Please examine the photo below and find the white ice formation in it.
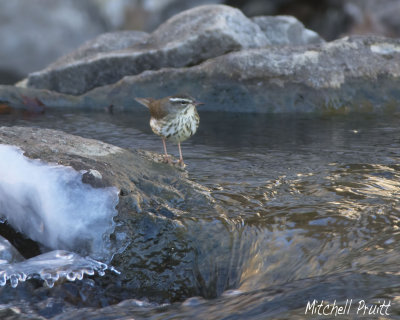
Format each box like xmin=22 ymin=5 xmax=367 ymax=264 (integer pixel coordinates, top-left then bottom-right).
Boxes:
xmin=0 ymin=144 xmax=121 ymax=287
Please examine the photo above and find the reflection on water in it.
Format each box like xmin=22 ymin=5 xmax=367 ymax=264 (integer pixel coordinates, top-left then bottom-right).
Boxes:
xmin=0 ymin=110 xmax=400 ymax=318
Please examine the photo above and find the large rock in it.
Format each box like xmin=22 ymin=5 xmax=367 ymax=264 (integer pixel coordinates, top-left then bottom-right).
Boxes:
xmin=3 ymin=0 xmax=400 ymax=87
xmin=53 ymin=31 xmax=149 ymax=66
xmin=24 ymin=5 xmax=323 ymax=95
xmin=252 ymin=15 xmax=323 ymax=45
xmin=4 ymin=35 xmax=400 ymax=113
xmin=0 ymin=126 xmax=237 ymax=301
xmin=0 ymin=0 xmax=224 ymax=84
xmin=4 ymin=6 xmax=400 ymax=113
xmin=111 ymin=35 xmax=399 ymax=113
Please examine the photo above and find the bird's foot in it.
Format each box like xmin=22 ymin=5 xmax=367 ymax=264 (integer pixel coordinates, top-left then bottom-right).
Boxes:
xmin=178 ymin=159 xmax=186 ymax=168
xmin=163 ymin=154 xmax=172 ymax=164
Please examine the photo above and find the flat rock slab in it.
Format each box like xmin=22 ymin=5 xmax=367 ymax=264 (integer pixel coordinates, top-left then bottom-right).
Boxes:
xmin=0 ymin=126 xmax=236 ymax=301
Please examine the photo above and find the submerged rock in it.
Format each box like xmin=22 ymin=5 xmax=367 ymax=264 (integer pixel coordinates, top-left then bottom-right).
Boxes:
xmin=24 ymin=5 xmax=321 ymax=95
xmin=0 ymin=127 xmax=236 ymax=301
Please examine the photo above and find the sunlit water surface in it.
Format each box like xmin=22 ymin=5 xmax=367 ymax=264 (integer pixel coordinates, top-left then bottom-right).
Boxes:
xmin=0 ymin=109 xmax=400 ymax=319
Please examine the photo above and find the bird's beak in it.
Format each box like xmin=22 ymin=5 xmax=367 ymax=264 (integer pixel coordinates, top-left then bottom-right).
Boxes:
xmin=195 ymin=101 xmax=204 ymax=106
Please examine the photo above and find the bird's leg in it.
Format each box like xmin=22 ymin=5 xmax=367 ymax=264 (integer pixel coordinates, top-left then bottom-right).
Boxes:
xmin=162 ymin=138 xmax=171 ymax=163
xmin=177 ymin=142 xmax=185 ymax=167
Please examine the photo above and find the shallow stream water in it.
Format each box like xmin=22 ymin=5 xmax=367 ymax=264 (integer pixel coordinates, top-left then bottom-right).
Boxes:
xmin=0 ymin=109 xmax=399 ymax=319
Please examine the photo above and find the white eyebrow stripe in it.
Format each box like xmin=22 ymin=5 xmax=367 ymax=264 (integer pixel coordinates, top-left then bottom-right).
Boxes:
xmin=169 ymin=98 xmax=192 ymax=103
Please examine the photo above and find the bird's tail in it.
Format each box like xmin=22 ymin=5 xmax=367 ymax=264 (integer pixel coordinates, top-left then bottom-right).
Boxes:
xmin=135 ymin=97 xmax=154 ymax=108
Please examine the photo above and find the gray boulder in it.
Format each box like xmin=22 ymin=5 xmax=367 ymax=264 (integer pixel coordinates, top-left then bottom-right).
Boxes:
xmin=252 ymin=15 xmax=324 ymax=45
xmin=3 ymin=36 xmax=400 ymax=113
xmin=24 ymin=5 xmax=320 ymax=95
xmin=0 ymin=0 xmax=224 ymax=84
xmin=51 ymin=31 xmax=149 ymax=67
xmin=83 ymin=35 xmax=400 ymax=113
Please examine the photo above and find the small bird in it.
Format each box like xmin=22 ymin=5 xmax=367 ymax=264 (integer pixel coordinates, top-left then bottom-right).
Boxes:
xmin=135 ymin=94 xmax=202 ymax=166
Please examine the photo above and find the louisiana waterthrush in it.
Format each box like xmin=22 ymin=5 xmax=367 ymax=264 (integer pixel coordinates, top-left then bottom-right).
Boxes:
xmin=135 ymin=94 xmax=202 ymax=166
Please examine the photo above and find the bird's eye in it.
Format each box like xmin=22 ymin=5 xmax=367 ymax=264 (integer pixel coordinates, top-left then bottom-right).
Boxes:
xmin=180 ymin=101 xmax=186 ymax=105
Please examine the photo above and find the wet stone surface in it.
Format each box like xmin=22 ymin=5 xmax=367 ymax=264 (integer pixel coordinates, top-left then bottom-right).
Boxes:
xmin=0 ymin=126 xmax=235 ymax=304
